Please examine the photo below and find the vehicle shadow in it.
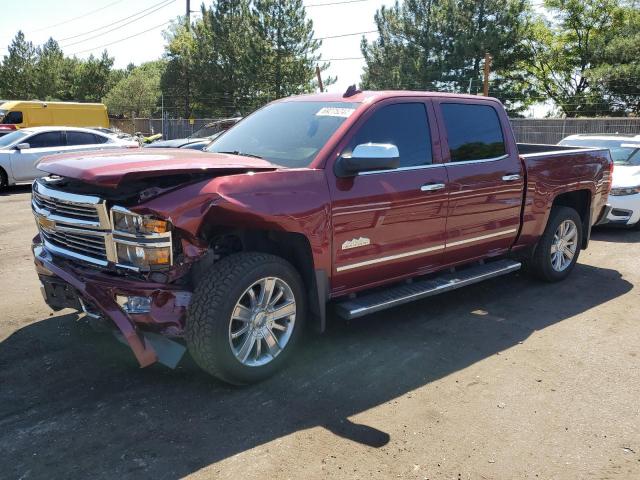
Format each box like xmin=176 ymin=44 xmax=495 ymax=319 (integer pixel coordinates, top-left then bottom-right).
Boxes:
xmin=591 ymin=226 xmax=640 ymax=244
xmin=0 ymin=263 xmax=632 ymax=479
xmin=0 ymin=184 xmax=31 ymax=196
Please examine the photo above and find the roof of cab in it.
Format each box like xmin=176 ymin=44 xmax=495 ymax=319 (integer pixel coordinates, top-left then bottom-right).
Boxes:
xmin=16 ymin=126 xmax=113 ymax=134
xmin=279 ymin=90 xmax=501 ymax=104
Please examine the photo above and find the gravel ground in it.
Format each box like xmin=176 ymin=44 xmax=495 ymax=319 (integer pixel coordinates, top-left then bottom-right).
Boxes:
xmin=1 ymin=184 xmax=639 ymax=480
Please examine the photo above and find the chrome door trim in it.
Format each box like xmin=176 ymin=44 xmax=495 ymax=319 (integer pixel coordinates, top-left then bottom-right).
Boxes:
xmin=445 ymin=154 xmax=509 ymax=166
xmin=446 ymin=228 xmax=518 ymax=248
xmin=336 ymin=244 xmax=445 ymax=272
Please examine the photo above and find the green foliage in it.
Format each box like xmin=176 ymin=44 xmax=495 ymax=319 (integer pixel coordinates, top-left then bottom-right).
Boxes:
xmin=161 ymin=0 xmax=330 ymax=117
xmin=103 ymin=61 xmax=165 ymax=117
xmin=360 ymin=0 xmax=538 ymax=115
xmin=522 ymin=0 xmax=640 ymax=116
xmin=0 ymin=31 xmax=37 ymax=99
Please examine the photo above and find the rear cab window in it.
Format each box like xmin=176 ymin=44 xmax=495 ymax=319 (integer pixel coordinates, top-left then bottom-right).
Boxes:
xmin=347 ymin=103 xmax=432 ymax=168
xmin=441 ymin=103 xmax=506 ymax=162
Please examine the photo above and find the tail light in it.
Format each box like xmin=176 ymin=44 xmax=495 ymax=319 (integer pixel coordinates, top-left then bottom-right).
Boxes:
xmin=0 ymin=124 xmax=17 ymax=131
xmin=608 ymin=159 xmax=614 ymax=193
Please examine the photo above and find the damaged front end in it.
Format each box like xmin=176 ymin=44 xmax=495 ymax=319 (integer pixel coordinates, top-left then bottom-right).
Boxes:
xmin=31 ymin=176 xmax=210 ymax=368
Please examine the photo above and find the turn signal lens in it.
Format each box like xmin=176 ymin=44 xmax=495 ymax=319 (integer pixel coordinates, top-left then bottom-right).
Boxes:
xmin=116 ymin=243 xmax=171 ymax=269
xmin=112 ymin=209 xmax=170 ymax=235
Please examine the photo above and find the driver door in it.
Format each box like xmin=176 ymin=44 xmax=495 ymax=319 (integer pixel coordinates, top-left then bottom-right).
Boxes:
xmin=11 ymin=131 xmax=65 ymax=181
xmin=327 ymin=99 xmax=449 ymax=294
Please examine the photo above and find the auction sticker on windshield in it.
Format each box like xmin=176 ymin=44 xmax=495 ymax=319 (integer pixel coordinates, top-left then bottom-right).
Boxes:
xmin=316 ymin=107 xmax=355 ymax=118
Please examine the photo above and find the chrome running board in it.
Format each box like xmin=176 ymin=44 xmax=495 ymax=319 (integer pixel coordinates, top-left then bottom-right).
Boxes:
xmin=335 ymin=259 xmax=521 ymax=320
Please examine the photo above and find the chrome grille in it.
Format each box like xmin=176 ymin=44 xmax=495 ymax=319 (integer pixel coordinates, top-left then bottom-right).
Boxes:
xmin=40 ymin=228 xmax=108 ymax=261
xmin=33 ymin=189 xmax=100 ymax=222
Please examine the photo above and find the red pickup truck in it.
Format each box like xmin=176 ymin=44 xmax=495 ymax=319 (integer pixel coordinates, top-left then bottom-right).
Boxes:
xmin=31 ymin=91 xmax=612 ymax=384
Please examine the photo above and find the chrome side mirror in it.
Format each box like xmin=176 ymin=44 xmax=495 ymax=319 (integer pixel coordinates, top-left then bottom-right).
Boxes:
xmin=15 ymin=143 xmax=30 ymax=151
xmin=335 ymin=143 xmax=400 ymax=177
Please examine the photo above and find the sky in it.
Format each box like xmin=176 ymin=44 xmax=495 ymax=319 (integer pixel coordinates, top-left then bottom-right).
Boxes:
xmin=0 ymin=0 xmax=395 ymax=93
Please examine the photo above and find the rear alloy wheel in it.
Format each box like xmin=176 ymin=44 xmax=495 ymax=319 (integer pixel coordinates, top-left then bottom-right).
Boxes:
xmin=531 ymin=206 xmax=582 ymax=282
xmin=186 ymin=252 xmax=305 ymax=384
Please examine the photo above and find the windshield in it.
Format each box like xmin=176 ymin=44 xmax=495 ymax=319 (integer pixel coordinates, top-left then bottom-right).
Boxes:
xmin=0 ymin=130 xmax=28 ymax=148
xmin=559 ymin=138 xmax=640 ymax=166
xmin=205 ymin=101 xmax=359 ymax=168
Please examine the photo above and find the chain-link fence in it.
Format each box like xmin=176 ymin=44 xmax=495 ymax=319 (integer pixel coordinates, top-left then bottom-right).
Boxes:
xmin=112 ymin=117 xmax=640 ymax=143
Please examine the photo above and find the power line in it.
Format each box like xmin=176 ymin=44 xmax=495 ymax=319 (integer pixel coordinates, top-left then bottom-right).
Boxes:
xmin=61 ymin=0 xmax=176 ymax=47
xmin=30 ymin=0 xmax=125 ymax=33
xmin=317 ymin=29 xmax=377 ymax=40
xmin=59 ymin=0 xmax=175 ymax=44
xmin=306 ymin=0 xmax=369 ymax=7
xmin=69 ymin=20 xmax=172 ymax=55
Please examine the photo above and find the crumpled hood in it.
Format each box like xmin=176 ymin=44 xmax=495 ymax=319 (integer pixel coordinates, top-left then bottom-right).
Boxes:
xmin=36 ymin=148 xmax=278 ymax=188
xmin=612 ymin=165 xmax=640 ymax=188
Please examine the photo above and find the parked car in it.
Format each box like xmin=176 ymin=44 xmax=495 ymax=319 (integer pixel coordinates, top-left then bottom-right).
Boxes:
xmin=0 ymin=126 xmax=138 ymax=189
xmin=31 ymin=91 xmax=612 ymax=384
xmin=559 ymin=134 xmax=640 ymax=227
xmin=145 ymin=117 xmax=241 ymax=150
xmin=0 ymin=101 xmax=109 ymax=137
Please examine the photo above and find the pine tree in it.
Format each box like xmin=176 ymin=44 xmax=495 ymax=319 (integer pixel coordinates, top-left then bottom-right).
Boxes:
xmin=0 ymin=31 xmax=37 ymax=99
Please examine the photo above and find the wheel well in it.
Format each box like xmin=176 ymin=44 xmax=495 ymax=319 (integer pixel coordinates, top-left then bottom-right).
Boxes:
xmin=202 ymin=229 xmax=325 ymax=332
xmin=552 ymin=190 xmax=591 ymax=248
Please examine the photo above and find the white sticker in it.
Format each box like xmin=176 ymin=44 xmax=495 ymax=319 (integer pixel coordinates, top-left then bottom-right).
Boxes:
xmin=316 ymin=107 xmax=355 ymax=118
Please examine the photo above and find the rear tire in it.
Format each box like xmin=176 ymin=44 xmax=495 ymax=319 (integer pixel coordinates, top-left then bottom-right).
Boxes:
xmin=530 ymin=206 xmax=582 ymax=282
xmin=186 ymin=252 xmax=306 ymax=385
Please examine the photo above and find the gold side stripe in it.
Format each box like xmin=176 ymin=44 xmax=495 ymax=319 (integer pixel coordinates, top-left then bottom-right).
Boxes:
xmin=336 ymin=228 xmax=518 ymax=272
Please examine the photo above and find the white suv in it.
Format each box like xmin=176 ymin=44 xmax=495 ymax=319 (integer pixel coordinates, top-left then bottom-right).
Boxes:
xmin=0 ymin=126 xmax=138 ymax=189
xmin=559 ymin=134 xmax=640 ymax=227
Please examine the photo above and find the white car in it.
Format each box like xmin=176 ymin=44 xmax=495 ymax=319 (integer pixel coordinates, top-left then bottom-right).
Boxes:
xmin=0 ymin=126 xmax=139 ymax=189
xmin=559 ymin=134 xmax=640 ymax=227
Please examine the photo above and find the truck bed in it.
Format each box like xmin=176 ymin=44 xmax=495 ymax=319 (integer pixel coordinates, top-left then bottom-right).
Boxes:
xmin=517 ymin=143 xmax=609 ymax=157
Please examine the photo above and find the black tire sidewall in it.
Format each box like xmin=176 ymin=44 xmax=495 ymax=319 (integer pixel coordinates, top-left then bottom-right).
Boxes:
xmin=0 ymin=168 xmax=7 ymax=190
xmin=533 ymin=207 xmax=582 ymax=282
xmin=187 ymin=253 xmax=306 ymax=384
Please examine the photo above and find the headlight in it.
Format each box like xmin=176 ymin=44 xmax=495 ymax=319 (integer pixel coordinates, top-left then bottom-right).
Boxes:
xmin=610 ymin=186 xmax=640 ymax=196
xmin=112 ymin=208 xmax=170 ymax=234
xmin=115 ymin=242 xmax=172 ymax=269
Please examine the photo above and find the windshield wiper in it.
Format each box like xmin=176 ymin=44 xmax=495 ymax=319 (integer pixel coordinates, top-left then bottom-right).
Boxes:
xmin=216 ymin=150 xmax=263 ymax=159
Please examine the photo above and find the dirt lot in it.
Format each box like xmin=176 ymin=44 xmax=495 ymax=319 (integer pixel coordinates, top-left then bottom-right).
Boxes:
xmin=1 ymin=184 xmax=639 ymax=480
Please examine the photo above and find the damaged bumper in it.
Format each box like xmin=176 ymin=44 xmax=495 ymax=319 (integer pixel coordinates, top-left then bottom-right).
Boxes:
xmin=33 ymin=243 xmax=192 ymax=369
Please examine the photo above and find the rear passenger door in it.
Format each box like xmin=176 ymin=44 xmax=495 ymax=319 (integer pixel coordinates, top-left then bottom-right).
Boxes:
xmin=11 ymin=131 xmax=66 ymax=181
xmin=328 ymin=99 xmax=449 ymax=294
xmin=64 ymin=131 xmax=111 ymax=152
xmin=435 ymin=100 xmax=524 ymax=264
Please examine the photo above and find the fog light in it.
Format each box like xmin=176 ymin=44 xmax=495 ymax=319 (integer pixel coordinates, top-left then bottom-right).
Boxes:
xmin=116 ymin=295 xmax=152 ymax=314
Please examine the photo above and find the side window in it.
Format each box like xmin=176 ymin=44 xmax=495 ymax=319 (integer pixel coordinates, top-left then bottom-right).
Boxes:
xmin=93 ymin=134 xmax=110 ymax=144
xmin=2 ymin=111 xmax=23 ymax=124
xmin=66 ymin=131 xmax=99 ymax=146
xmin=441 ymin=103 xmax=506 ymax=162
xmin=27 ymin=132 xmax=65 ymax=149
xmin=348 ymin=103 xmax=432 ymax=168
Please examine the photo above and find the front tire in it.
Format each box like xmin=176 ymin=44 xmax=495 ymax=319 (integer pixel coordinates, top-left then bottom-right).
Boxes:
xmin=0 ymin=168 xmax=8 ymax=191
xmin=530 ymin=206 xmax=582 ymax=282
xmin=186 ymin=252 xmax=306 ymax=385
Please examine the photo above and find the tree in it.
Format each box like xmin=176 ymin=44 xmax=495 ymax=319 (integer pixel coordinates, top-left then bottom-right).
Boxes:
xmin=521 ymin=0 xmax=640 ymax=117
xmin=360 ymin=0 xmax=537 ymax=115
xmin=0 ymin=31 xmax=37 ymax=99
xmin=73 ymin=51 xmax=117 ymax=102
xmin=103 ymin=61 xmax=164 ymax=117
xmin=161 ymin=19 xmax=196 ymax=118
xmin=33 ymin=38 xmax=65 ymax=100
xmin=250 ymin=0 xmax=332 ymax=104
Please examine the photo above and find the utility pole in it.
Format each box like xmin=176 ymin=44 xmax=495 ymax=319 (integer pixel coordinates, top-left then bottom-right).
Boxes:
xmin=184 ymin=0 xmax=191 ymax=119
xmin=316 ymin=66 xmax=324 ymax=93
xmin=483 ymin=52 xmax=492 ymax=97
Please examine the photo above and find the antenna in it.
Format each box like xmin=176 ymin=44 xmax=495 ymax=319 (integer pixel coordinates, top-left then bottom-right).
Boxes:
xmin=343 ymin=84 xmax=362 ymax=98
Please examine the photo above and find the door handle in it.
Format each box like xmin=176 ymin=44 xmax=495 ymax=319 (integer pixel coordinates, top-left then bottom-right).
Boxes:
xmin=502 ymin=174 xmax=521 ymax=182
xmin=420 ymin=183 xmax=446 ymax=192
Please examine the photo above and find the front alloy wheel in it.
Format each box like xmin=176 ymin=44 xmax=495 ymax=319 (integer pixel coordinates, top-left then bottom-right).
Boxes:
xmin=229 ymin=277 xmax=296 ymax=367
xmin=186 ymin=252 xmax=305 ymax=384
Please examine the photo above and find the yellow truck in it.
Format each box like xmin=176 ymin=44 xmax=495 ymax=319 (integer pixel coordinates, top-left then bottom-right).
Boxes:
xmin=0 ymin=101 xmax=109 ymax=135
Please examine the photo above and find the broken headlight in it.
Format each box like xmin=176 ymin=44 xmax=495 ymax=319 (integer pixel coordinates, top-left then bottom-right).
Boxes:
xmin=111 ymin=207 xmax=170 ymax=235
